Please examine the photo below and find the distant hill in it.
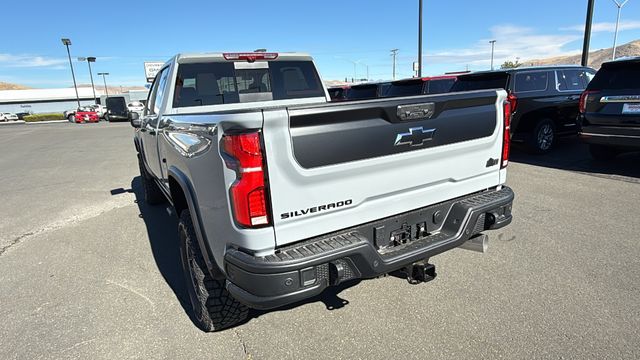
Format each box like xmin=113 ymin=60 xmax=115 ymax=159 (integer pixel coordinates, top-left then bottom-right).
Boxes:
xmin=526 ymin=39 xmax=640 ymax=69
xmin=0 ymin=82 xmax=31 ymax=90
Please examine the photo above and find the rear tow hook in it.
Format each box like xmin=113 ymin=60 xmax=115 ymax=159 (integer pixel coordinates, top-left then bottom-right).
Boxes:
xmin=404 ymin=260 xmax=437 ymax=285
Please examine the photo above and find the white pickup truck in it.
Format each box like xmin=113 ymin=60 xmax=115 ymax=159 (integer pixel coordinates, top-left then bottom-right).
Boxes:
xmin=132 ymin=51 xmax=514 ymax=331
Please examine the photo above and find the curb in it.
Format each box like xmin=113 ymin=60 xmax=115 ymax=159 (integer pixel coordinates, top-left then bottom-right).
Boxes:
xmin=0 ymin=121 xmax=25 ymax=126
xmin=25 ymin=120 xmax=68 ymax=125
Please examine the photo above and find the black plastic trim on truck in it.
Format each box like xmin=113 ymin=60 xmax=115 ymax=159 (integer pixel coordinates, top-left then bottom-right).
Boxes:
xmin=168 ymin=166 xmax=220 ymax=276
xmin=288 ymin=91 xmax=499 ymax=168
xmin=224 ymin=186 xmax=514 ymax=309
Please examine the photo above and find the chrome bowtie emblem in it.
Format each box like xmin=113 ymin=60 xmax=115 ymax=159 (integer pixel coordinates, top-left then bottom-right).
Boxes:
xmin=394 ymin=126 xmax=436 ymax=147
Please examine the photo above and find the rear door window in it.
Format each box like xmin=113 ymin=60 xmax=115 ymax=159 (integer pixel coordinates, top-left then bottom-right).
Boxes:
xmin=514 ymin=71 xmax=548 ymax=92
xmin=173 ymin=60 xmax=324 ymax=108
xmin=556 ymin=69 xmax=589 ymax=91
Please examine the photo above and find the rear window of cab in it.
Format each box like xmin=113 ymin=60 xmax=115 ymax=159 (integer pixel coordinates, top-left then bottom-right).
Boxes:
xmin=173 ymin=61 xmax=325 ymax=107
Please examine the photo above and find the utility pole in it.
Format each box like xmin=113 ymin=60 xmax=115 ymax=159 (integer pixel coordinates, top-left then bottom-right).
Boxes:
xmin=582 ymin=0 xmax=595 ymax=66
xmin=418 ymin=0 xmax=423 ymax=77
xmin=391 ymin=49 xmax=399 ymax=80
xmin=611 ymin=0 xmax=630 ymax=60
xmin=61 ymin=38 xmax=80 ymax=108
xmin=489 ymin=40 xmax=496 ymax=70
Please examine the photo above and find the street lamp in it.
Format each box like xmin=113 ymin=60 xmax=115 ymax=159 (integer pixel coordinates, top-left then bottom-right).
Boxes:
xmin=61 ymin=38 xmax=81 ymax=108
xmin=78 ymin=57 xmax=97 ymax=104
xmin=417 ymin=0 xmax=423 ymax=77
xmin=97 ymin=72 xmax=109 ymax=100
xmin=489 ymin=40 xmax=496 ymax=70
xmin=611 ymin=0 xmax=630 ymax=60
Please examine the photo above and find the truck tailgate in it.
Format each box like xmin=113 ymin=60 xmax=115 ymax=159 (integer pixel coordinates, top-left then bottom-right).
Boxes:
xmin=262 ymin=90 xmax=507 ymax=246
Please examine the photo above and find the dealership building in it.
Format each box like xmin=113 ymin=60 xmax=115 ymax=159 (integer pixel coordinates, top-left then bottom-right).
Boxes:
xmin=0 ymin=87 xmax=149 ymax=114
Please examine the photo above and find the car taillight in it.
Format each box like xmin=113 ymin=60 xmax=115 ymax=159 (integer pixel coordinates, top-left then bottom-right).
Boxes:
xmin=502 ymin=100 xmax=511 ymax=168
xmin=579 ymin=90 xmax=599 ymax=114
xmin=507 ymin=92 xmax=518 ymax=113
xmin=223 ymin=52 xmax=278 ymax=62
xmin=222 ymin=132 xmax=270 ymax=228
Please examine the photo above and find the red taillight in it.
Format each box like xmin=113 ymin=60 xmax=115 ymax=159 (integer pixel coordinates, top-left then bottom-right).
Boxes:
xmin=502 ymin=100 xmax=511 ymax=168
xmin=507 ymin=92 xmax=518 ymax=113
xmin=579 ymin=90 xmax=599 ymax=114
xmin=222 ymin=132 xmax=270 ymax=228
xmin=223 ymin=53 xmax=278 ymax=62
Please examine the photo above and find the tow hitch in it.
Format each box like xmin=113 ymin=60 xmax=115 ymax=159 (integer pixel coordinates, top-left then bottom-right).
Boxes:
xmin=403 ymin=260 xmax=437 ymax=285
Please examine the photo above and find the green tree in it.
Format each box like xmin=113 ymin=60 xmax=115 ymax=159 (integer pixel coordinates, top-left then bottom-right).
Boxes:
xmin=500 ymin=60 xmax=522 ymax=69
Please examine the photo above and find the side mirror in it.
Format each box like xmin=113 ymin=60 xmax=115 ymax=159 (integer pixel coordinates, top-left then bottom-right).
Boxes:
xmin=129 ymin=112 xmax=141 ymax=128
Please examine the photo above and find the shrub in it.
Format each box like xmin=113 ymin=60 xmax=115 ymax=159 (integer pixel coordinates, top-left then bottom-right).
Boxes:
xmin=23 ymin=113 xmax=66 ymax=122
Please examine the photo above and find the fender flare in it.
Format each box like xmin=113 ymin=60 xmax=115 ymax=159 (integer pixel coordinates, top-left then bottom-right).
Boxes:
xmin=167 ymin=166 xmax=222 ymax=277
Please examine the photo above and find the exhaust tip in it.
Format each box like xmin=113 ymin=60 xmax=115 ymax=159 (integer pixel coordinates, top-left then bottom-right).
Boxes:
xmin=459 ymin=234 xmax=488 ymax=253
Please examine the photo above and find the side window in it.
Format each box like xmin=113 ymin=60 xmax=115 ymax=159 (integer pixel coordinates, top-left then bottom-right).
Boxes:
xmin=556 ymin=69 xmax=587 ymax=91
xmin=514 ymin=71 xmax=548 ymax=92
xmin=153 ymin=68 xmax=169 ymax=116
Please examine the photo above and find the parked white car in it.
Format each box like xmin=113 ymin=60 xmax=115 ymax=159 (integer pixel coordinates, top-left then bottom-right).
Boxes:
xmin=90 ymin=104 xmax=107 ymax=119
xmin=0 ymin=112 xmax=19 ymax=121
xmin=127 ymin=101 xmax=144 ymax=113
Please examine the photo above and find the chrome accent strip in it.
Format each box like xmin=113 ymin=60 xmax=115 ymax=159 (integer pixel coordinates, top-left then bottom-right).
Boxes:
xmin=580 ymin=132 xmax=640 ymax=139
xmin=600 ymin=95 xmax=640 ymax=103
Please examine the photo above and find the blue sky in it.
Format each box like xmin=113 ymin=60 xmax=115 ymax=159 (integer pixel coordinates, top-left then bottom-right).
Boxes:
xmin=1 ymin=0 xmax=639 ymax=88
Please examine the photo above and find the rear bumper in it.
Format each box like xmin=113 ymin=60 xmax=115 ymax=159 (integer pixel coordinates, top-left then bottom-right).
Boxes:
xmin=224 ymin=186 xmax=514 ymax=310
xmin=579 ymin=125 xmax=640 ymax=149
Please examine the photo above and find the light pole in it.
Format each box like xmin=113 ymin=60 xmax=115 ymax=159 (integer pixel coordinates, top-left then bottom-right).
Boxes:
xmin=61 ymin=38 xmax=80 ymax=108
xmin=489 ymin=40 xmax=496 ymax=70
xmin=79 ymin=57 xmax=97 ymax=104
xmin=582 ymin=0 xmax=595 ymax=66
xmin=98 ymin=72 xmax=109 ymax=100
xmin=611 ymin=0 xmax=630 ymax=60
xmin=418 ymin=0 xmax=423 ymax=77
xmin=390 ymin=49 xmax=399 ymax=80
xmin=335 ymin=56 xmax=361 ymax=82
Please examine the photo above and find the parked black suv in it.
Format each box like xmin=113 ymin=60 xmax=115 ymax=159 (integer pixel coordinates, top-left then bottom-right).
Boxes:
xmin=579 ymin=58 xmax=640 ymax=160
xmin=450 ymin=66 xmax=596 ymax=153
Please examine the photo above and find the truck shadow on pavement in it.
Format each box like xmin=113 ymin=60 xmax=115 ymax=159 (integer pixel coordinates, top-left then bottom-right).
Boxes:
xmin=510 ymin=137 xmax=640 ymax=181
xmin=129 ymin=177 xmax=359 ymax=331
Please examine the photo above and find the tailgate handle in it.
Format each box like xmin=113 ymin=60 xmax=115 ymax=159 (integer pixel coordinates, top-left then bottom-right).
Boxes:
xmin=397 ymin=103 xmax=435 ymax=121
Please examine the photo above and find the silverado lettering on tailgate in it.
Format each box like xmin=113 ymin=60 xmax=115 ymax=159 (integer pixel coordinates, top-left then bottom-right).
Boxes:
xmin=281 ymin=200 xmax=353 ymax=220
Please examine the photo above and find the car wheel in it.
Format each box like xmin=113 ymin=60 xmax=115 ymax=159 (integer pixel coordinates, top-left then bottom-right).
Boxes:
xmin=589 ymin=144 xmax=619 ymax=161
xmin=105 ymin=114 xmax=110 ymax=122
xmin=138 ymin=155 xmax=165 ymax=205
xmin=179 ymin=210 xmax=248 ymax=332
xmin=68 ymin=115 xmax=76 ymax=123
xmin=527 ymin=118 xmax=555 ymax=154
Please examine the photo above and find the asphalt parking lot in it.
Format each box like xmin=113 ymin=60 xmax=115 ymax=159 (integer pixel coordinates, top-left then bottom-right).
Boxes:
xmin=0 ymin=122 xmax=639 ymax=359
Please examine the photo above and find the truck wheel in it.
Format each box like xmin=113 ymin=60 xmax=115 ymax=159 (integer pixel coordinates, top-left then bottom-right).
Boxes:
xmin=527 ymin=118 xmax=555 ymax=154
xmin=179 ymin=210 xmax=248 ymax=331
xmin=137 ymin=155 xmax=165 ymax=205
xmin=589 ymin=144 xmax=618 ymax=161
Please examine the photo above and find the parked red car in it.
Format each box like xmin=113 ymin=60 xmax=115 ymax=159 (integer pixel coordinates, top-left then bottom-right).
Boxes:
xmin=71 ymin=107 xmax=99 ymax=123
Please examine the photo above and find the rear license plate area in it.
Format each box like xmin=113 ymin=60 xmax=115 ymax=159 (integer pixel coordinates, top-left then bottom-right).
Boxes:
xmin=622 ymin=103 xmax=640 ymax=114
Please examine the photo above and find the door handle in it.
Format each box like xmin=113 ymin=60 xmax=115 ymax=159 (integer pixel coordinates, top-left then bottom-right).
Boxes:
xmin=567 ymin=95 xmax=580 ymax=101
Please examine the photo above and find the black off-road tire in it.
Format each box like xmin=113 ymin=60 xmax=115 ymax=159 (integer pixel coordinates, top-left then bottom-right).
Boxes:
xmin=178 ymin=210 xmax=248 ymax=331
xmin=527 ymin=118 xmax=555 ymax=154
xmin=137 ymin=155 xmax=165 ymax=205
xmin=589 ymin=144 xmax=619 ymax=161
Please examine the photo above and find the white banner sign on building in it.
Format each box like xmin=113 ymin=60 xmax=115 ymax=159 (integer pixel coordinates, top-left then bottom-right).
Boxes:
xmin=144 ymin=62 xmax=165 ymax=83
